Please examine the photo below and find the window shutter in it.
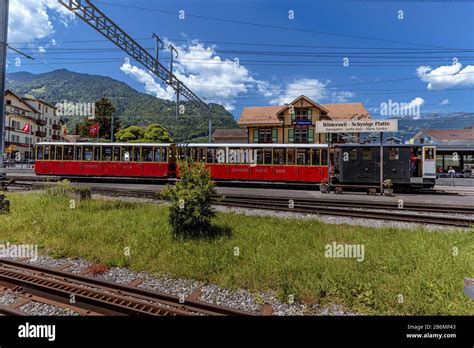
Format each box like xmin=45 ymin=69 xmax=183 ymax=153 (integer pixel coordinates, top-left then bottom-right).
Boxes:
xmin=308 ymin=128 xmax=314 ymax=142
xmin=253 ymin=129 xmax=259 ymax=143
xmin=272 ymin=128 xmax=278 ymax=142
xmin=308 ymin=109 xmax=312 ymax=121
xmin=291 ymin=111 xmax=295 ymax=121
xmin=288 ymin=129 xmax=294 ymax=143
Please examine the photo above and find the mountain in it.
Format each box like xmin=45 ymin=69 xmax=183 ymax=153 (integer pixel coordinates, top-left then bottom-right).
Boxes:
xmin=6 ymin=69 xmax=238 ymax=142
xmin=386 ymin=113 xmax=474 ymax=142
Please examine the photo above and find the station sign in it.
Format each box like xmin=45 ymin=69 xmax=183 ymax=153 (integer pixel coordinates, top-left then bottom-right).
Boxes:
xmin=314 ymin=120 xmax=398 ymax=133
xmin=292 ymin=119 xmax=313 ymax=126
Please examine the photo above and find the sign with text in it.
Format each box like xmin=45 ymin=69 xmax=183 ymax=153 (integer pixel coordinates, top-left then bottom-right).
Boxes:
xmin=314 ymin=120 xmax=398 ymax=133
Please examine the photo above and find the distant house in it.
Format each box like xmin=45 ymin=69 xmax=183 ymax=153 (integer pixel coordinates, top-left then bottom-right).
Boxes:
xmin=411 ymin=128 xmax=474 ymax=146
xmin=212 ymin=129 xmax=248 ymax=143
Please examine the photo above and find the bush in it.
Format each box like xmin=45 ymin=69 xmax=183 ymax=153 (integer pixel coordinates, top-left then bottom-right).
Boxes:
xmin=160 ymin=161 xmax=218 ymax=237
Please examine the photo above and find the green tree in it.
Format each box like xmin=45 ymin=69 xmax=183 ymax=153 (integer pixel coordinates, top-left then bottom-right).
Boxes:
xmin=144 ymin=124 xmax=173 ymax=142
xmin=160 ymin=161 xmax=218 ymax=238
xmin=115 ymin=124 xmax=172 ymax=143
xmin=115 ymin=126 xmax=145 ymax=142
xmin=95 ymin=97 xmax=120 ymax=140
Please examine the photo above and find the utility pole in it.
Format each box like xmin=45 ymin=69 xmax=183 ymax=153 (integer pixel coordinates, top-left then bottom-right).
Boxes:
xmin=168 ymin=44 xmax=179 ymax=120
xmin=110 ymin=115 xmax=114 ymax=142
xmin=208 ymin=104 xmax=212 ymax=143
xmin=152 ymin=33 xmax=163 ymax=72
xmin=0 ymin=0 xmax=9 ymax=182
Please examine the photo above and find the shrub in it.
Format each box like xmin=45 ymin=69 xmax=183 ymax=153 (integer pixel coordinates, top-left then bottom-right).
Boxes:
xmin=160 ymin=161 xmax=218 ymax=237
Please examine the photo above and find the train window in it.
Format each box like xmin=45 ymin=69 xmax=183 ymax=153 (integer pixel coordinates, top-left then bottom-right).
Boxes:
xmin=162 ymin=148 xmax=168 ymax=162
xmin=297 ymin=149 xmax=310 ymax=165
xmin=132 ymin=148 xmax=141 ymax=162
xmin=264 ymin=149 xmax=272 ymax=164
xmin=350 ymin=149 xmax=357 ymax=160
xmin=242 ymin=149 xmax=250 ymax=164
xmin=388 ymin=148 xmax=399 ymax=160
xmin=75 ymin=146 xmax=82 ymax=161
xmin=83 ymin=147 xmax=93 ymax=161
xmin=424 ymin=147 xmax=435 ymax=160
xmin=196 ymin=148 xmax=205 ymax=162
xmin=255 ymin=149 xmax=264 ymax=164
xmin=287 ymin=149 xmax=295 ymax=165
xmin=64 ymin=146 xmax=73 ymax=160
xmin=207 ymin=148 xmax=216 ymax=163
xmin=362 ymin=148 xmax=372 ymax=160
xmin=103 ymin=147 xmax=113 ymax=161
xmin=94 ymin=147 xmax=101 ymax=161
xmin=273 ymin=149 xmax=286 ymax=165
xmin=229 ymin=148 xmax=241 ymax=164
xmin=178 ymin=148 xmax=186 ymax=161
xmin=113 ymin=147 xmax=120 ymax=161
xmin=216 ymin=148 xmax=226 ymax=163
xmin=50 ymin=146 xmax=56 ymax=160
xmin=55 ymin=146 xmax=63 ymax=161
xmin=142 ymin=147 xmax=153 ymax=162
xmin=121 ymin=147 xmax=132 ymax=161
xmin=154 ymin=148 xmax=162 ymax=162
xmin=311 ymin=149 xmax=320 ymax=165
xmin=44 ymin=146 xmax=50 ymax=160
xmin=37 ymin=146 xmax=44 ymax=160
xmin=321 ymin=149 xmax=328 ymax=165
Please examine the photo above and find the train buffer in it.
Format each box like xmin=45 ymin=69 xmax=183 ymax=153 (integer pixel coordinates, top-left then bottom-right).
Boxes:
xmin=331 ymin=184 xmax=380 ymax=195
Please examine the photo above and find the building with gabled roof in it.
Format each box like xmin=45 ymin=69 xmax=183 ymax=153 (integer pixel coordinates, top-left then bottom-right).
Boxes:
xmin=238 ymin=95 xmax=371 ymax=144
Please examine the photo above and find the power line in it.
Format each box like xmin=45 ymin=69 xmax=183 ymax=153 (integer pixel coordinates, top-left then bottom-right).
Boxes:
xmin=94 ymin=1 xmax=457 ymax=50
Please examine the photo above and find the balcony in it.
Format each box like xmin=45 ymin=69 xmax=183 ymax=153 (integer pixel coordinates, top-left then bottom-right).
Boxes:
xmin=35 ymin=131 xmax=46 ymax=137
xmin=52 ymin=124 xmax=61 ymax=130
xmin=52 ymin=134 xmax=61 ymax=141
xmin=36 ymin=119 xmax=47 ymax=126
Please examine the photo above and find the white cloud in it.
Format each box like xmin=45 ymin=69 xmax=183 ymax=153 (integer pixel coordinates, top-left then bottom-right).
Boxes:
xmin=417 ymin=60 xmax=474 ymax=90
xmin=402 ymin=97 xmax=425 ymax=120
xmin=8 ymin=0 xmax=73 ymax=44
xmin=268 ymin=78 xmax=354 ymax=105
xmin=120 ymin=58 xmax=175 ymax=100
xmin=440 ymin=99 xmax=449 ymax=105
xmin=120 ymin=40 xmax=355 ymax=111
xmin=269 ymin=78 xmax=329 ymax=105
xmin=121 ymin=41 xmax=267 ymax=111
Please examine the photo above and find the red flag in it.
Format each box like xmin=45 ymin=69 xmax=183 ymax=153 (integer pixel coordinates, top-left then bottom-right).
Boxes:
xmin=22 ymin=122 xmax=30 ymax=134
xmin=89 ymin=123 xmax=99 ymax=136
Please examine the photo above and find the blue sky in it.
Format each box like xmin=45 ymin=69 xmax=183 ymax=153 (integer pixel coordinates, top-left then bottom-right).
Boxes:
xmin=6 ymin=0 xmax=474 ymax=119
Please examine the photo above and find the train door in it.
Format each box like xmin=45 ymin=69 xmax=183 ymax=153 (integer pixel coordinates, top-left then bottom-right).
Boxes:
xmin=168 ymin=144 xmax=177 ymax=177
xmin=422 ymin=146 xmax=436 ymax=179
xmin=409 ymin=146 xmax=423 ymax=183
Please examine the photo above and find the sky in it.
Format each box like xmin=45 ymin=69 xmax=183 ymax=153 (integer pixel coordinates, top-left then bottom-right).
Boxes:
xmin=5 ymin=0 xmax=474 ymax=119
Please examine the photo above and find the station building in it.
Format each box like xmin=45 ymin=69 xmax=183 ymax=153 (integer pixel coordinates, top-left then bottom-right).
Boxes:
xmin=411 ymin=128 xmax=474 ymax=174
xmin=237 ymin=95 xmax=371 ymax=144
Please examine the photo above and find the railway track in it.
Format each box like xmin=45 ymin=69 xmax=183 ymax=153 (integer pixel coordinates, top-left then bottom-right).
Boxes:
xmin=0 ymin=258 xmax=254 ymax=316
xmin=7 ymin=181 xmax=474 ymax=227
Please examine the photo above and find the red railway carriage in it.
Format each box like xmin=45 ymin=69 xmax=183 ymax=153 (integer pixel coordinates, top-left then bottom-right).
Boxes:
xmin=34 ymin=142 xmax=329 ymax=184
xmin=177 ymin=143 xmax=329 ymax=183
xmin=35 ymin=142 xmax=172 ymax=178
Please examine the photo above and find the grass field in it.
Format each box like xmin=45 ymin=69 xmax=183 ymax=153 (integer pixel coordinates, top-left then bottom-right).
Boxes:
xmin=1 ymin=191 xmax=473 ymax=315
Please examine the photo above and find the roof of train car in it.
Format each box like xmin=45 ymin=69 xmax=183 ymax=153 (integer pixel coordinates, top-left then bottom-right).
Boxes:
xmin=36 ymin=142 xmax=328 ymax=148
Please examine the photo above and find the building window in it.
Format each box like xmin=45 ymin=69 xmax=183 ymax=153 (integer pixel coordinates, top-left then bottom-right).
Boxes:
xmin=6 ymin=100 xmax=11 ymax=105
xmin=253 ymin=128 xmax=273 ymax=143
xmin=49 ymin=129 xmax=52 ymax=136
xmin=294 ymin=129 xmax=308 ymax=143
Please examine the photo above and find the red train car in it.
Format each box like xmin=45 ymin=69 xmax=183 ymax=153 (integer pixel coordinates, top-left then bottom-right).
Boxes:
xmin=177 ymin=143 xmax=328 ymax=183
xmin=34 ymin=142 xmax=329 ymax=184
xmin=35 ymin=142 xmax=172 ymax=178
